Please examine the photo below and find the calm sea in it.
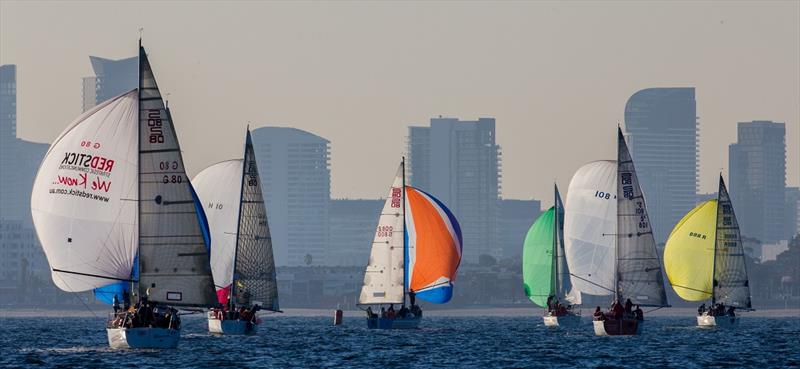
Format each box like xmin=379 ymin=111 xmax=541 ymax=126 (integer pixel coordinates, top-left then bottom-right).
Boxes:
xmin=0 ymin=315 xmax=797 ymax=368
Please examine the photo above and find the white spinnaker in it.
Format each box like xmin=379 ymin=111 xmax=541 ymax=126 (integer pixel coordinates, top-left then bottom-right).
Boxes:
xmin=564 ymin=160 xmax=617 ymax=296
xmin=359 ymin=164 xmax=405 ymax=305
xmin=192 ymin=160 xmax=242 ymax=293
xmin=31 ymin=90 xmax=139 ymax=292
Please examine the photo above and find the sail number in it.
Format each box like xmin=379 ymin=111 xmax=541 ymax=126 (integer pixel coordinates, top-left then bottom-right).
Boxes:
xmin=162 ymin=175 xmax=183 ymax=184
xmin=80 ymin=140 xmax=101 ymax=149
xmin=159 ymin=161 xmax=179 ymax=170
xmin=376 ymin=225 xmax=393 ymax=237
xmin=594 ymin=191 xmax=612 ymax=200
xmin=147 ymin=110 xmax=165 ymax=144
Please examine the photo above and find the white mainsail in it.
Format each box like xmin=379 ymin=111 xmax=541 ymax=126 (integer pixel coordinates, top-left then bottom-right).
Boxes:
xmin=358 ymin=164 xmax=405 ymax=305
xmin=563 ymin=160 xmax=617 ymax=296
xmin=136 ymin=45 xmax=217 ymax=307
xmin=31 ymin=91 xmax=139 ymax=292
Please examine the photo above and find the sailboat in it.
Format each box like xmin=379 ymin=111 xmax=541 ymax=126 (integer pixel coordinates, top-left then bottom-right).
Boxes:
xmin=192 ymin=129 xmax=280 ymax=335
xmin=522 ymin=184 xmax=581 ymax=327
xmin=358 ymin=159 xmax=462 ymax=329
xmin=564 ymin=128 xmax=669 ymax=336
xmin=30 ymin=41 xmax=218 ymax=349
xmin=664 ymin=175 xmax=752 ymax=327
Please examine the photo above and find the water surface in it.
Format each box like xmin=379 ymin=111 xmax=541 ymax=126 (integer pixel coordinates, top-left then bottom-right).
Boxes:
xmin=1 ymin=315 xmax=797 ymax=368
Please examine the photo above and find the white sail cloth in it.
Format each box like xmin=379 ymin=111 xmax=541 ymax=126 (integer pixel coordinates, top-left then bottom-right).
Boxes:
xmin=359 ymin=164 xmax=406 ymax=305
xmin=192 ymin=160 xmax=242 ymax=294
xmin=31 ymin=91 xmax=139 ymax=292
xmin=564 ymin=160 xmax=617 ymax=296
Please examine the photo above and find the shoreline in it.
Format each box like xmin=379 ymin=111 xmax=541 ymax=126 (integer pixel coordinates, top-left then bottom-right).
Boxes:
xmin=1 ymin=307 xmax=798 ymax=318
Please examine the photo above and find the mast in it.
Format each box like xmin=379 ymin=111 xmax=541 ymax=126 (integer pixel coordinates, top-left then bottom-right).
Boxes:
xmin=229 ymin=129 xmax=249 ymax=310
xmin=710 ymin=174 xmax=722 ymax=305
xmin=551 ymin=183 xmax=558 ymax=299
xmin=614 ymin=130 xmax=620 ymax=303
xmin=402 ymin=156 xmax=407 ymax=307
xmin=134 ymin=39 xmax=143 ymax=305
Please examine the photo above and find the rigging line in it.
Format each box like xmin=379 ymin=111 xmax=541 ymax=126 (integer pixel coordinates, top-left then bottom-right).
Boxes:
xmin=669 ymin=283 xmax=712 ymax=294
xmin=644 ymin=306 xmax=664 ymax=314
xmin=54 ymin=273 xmax=100 ymax=319
xmin=53 ymin=268 xmax=138 ymax=283
xmin=569 ymin=273 xmax=616 ymax=294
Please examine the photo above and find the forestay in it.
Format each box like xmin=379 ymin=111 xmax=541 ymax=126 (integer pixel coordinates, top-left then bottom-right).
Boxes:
xmin=616 ymin=129 xmax=668 ymax=307
xmin=564 ymin=160 xmax=617 ymax=296
xmin=359 ymin=164 xmax=406 ymax=305
xmin=713 ymin=178 xmax=752 ymax=308
xmin=136 ymin=46 xmax=217 ymax=307
xmin=31 ymin=91 xmax=139 ymax=292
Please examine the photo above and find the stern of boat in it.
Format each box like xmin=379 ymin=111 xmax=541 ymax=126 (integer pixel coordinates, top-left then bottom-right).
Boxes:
xmin=593 ymin=319 xmax=642 ymax=336
xmin=367 ymin=315 xmax=421 ymax=330
xmin=698 ymin=313 xmax=737 ymax=328
xmin=107 ymin=327 xmax=180 ymax=349
xmin=208 ymin=312 xmax=256 ymax=335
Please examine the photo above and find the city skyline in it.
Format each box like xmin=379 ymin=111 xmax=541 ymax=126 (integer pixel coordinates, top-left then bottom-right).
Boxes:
xmin=1 ymin=2 xmax=797 ymax=202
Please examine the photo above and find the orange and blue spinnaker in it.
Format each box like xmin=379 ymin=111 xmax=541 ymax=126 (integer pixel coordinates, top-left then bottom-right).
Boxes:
xmin=405 ymin=186 xmax=462 ymax=304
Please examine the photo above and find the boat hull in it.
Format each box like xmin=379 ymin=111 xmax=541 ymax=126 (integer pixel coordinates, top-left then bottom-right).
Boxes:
xmin=106 ymin=327 xmax=180 ymax=349
xmin=208 ymin=315 xmax=257 ymax=335
xmin=543 ymin=314 xmax=581 ymax=327
xmin=697 ymin=314 xmax=738 ymax=327
xmin=367 ymin=316 xmax=421 ymax=329
xmin=593 ymin=319 xmax=642 ymax=336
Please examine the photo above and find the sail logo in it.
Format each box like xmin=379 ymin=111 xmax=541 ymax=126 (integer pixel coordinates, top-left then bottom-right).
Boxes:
xmin=147 ymin=110 xmax=164 ymax=144
xmin=621 ymin=172 xmax=634 ymax=199
xmin=246 ymin=162 xmax=258 ymax=186
xmin=60 ymin=152 xmax=115 ymax=174
xmin=55 ymin=173 xmax=112 ymax=192
xmin=688 ymin=232 xmax=707 ymax=240
xmin=391 ymin=187 xmax=402 ymax=208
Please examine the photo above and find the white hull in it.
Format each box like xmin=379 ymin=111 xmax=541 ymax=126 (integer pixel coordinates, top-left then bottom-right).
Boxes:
xmin=106 ymin=327 xmax=180 ymax=349
xmin=367 ymin=315 xmax=422 ymax=329
xmin=593 ymin=319 xmax=642 ymax=336
xmin=697 ymin=314 xmax=738 ymax=327
xmin=543 ymin=314 xmax=581 ymax=327
xmin=208 ymin=313 xmax=256 ymax=335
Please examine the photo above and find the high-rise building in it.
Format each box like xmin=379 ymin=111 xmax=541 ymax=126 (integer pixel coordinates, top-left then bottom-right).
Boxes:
xmin=624 ymin=87 xmax=698 ymax=243
xmin=0 ymin=65 xmax=49 ymax=225
xmin=1 ymin=65 xmax=16 ymax=146
xmin=81 ymin=56 xmax=137 ymax=112
xmin=498 ymin=199 xmax=541 ymax=260
xmin=0 ymin=220 xmax=49 ymax=289
xmin=327 ymin=199 xmax=382 ymax=266
xmin=407 ymin=117 xmax=501 ymax=262
xmin=729 ymin=121 xmax=787 ymax=243
xmin=250 ymin=127 xmax=330 ymax=266
xmin=785 ymin=187 xmax=800 ymax=239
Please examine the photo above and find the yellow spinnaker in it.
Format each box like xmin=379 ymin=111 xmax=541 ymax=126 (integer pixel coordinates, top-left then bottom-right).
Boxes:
xmin=664 ymin=200 xmax=717 ymax=301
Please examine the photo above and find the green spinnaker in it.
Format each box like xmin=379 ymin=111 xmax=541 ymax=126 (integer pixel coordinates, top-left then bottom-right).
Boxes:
xmin=522 ymin=206 xmax=555 ymax=308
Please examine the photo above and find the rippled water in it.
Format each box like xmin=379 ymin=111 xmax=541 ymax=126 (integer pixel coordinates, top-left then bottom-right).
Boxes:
xmin=1 ymin=315 xmax=798 ymax=368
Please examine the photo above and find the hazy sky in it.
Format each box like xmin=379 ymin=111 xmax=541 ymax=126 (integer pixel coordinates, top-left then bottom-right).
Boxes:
xmin=1 ymin=1 xmax=797 ymax=201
